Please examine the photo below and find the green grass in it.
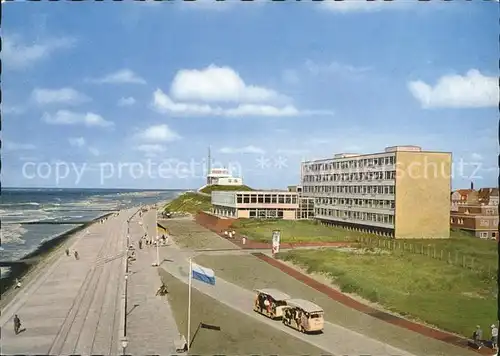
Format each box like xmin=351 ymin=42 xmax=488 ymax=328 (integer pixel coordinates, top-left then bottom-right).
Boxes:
xmin=278 ymin=248 xmax=497 ymax=337
xmin=231 ymin=219 xmax=377 ymax=243
xmin=199 ymin=185 xmax=253 ymax=194
xmin=163 ymin=192 xmax=211 ymax=214
xmin=232 ymin=219 xmax=497 ymax=274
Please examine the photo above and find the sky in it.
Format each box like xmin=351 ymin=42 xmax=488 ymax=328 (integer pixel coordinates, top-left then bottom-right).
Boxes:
xmin=2 ymin=0 xmax=498 ymax=190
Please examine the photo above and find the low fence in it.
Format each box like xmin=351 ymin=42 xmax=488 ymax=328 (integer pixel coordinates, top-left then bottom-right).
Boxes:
xmin=355 ymin=236 xmax=496 ymax=280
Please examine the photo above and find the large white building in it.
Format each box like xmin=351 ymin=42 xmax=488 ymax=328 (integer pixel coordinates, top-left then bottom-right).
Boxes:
xmin=211 ymin=190 xmax=298 ymax=219
xmin=206 ymin=168 xmax=243 ymax=186
xmin=301 ymin=146 xmax=452 ymax=239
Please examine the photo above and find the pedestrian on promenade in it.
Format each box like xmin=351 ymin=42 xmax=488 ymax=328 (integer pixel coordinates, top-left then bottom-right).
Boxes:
xmin=74 ymin=250 xmax=79 ymax=260
xmin=473 ymin=325 xmax=483 ymax=349
xmin=14 ymin=278 xmax=22 ymax=289
xmin=491 ymin=324 xmax=498 ymax=349
xmin=65 ymin=248 xmax=70 ymax=256
xmin=138 ymin=239 xmax=143 ymax=249
xmin=13 ymin=314 xmax=21 ymax=335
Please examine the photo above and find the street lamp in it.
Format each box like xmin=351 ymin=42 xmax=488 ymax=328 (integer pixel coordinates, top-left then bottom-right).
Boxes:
xmin=121 ymin=338 xmax=128 ymax=355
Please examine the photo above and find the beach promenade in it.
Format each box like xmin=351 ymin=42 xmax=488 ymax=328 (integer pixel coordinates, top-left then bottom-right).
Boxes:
xmin=0 ymin=208 xmax=135 ymax=355
xmin=124 ymin=207 xmax=181 ymax=355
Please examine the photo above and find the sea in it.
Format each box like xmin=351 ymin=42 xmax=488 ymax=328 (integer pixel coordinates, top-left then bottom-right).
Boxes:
xmin=0 ymin=188 xmax=181 ymax=280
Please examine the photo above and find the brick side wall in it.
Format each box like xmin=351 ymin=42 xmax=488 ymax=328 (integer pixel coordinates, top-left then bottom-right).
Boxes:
xmin=195 ymin=211 xmax=236 ymax=233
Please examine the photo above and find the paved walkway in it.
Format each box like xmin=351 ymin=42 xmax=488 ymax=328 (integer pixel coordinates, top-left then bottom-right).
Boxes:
xmin=254 ymin=253 xmax=486 ymax=355
xmin=0 ymin=209 xmax=134 ymax=355
xmin=158 ymin=244 xmax=416 ymax=356
xmin=125 ymin=208 xmax=181 ymax=356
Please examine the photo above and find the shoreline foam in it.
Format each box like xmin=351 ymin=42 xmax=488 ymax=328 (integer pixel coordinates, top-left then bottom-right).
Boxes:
xmin=0 ymin=212 xmax=114 ymax=296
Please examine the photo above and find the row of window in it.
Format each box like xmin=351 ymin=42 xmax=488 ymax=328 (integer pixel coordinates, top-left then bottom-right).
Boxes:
xmin=451 ymin=217 xmax=499 ymax=226
xmin=304 ymin=156 xmax=396 ymax=172
xmin=248 ymin=208 xmax=291 ymax=219
xmin=213 ymin=207 xmax=237 ymax=217
xmin=302 ymin=185 xmax=395 ymax=195
xmin=303 ymin=171 xmax=396 ymax=183
xmin=236 ymin=194 xmax=298 ymax=205
xmin=315 ymin=208 xmax=395 ymax=225
xmin=316 ymin=198 xmax=395 ymax=210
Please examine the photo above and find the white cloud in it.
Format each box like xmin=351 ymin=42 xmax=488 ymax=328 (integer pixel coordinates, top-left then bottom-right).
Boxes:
xmin=470 ymin=153 xmax=483 ymax=161
xmin=320 ymin=0 xmax=411 ymax=13
xmin=305 ymin=60 xmax=371 ymax=76
xmin=3 ymin=34 xmax=75 ymax=70
xmin=170 ymin=65 xmax=283 ymax=103
xmin=3 ymin=141 xmax=36 ymax=151
xmin=152 ymin=89 xmax=331 ymax=117
xmin=42 ymin=110 xmax=114 ymax=127
xmin=32 ymin=87 xmax=90 ymax=105
xmin=3 ymin=105 xmax=25 ymax=115
xmin=86 ymin=69 xmax=146 ymax=85
xmin=88 ymin=147 xmax=100 ymax=156
xmin=68 ymin=137 xmax=86 ymax=147
xmin=408 ymin=69 xmax=498 ymax=109
xmin=118 ymin=97 xmax=136 ymax=106
xmin=134 ymin=124 xmax=181 ymax=142
xmin=219 ymin=146 xmax=265 ymax=154
xmin=135 ymin=144 xmax=167 ymax=158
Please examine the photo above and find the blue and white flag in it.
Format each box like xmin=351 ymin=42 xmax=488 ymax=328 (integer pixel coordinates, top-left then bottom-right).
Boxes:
xmin=191 ymin=263 xmax=216 ymax=285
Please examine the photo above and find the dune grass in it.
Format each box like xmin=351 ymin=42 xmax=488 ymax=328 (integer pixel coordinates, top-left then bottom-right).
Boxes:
xmin=163 ymin=192 xmax=211 ymax=214
xmin=278 ymin=248 xmax=497 ymax=338
xmin=199 ymin=185 xmax=253 ymax=194
xmin=232 ymin=220 xmax=496 ymax=273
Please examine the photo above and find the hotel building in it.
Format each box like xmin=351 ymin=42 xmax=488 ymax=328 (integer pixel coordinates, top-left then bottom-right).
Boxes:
xmin=301 ymin=146 xmax=452 ymax=239
xmin=211 ymin=190 xmax=299 ymax=220
xmin=450 ymin=187 xmax=499 ymax=239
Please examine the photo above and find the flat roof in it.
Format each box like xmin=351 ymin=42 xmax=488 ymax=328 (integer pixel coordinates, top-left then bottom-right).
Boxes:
xmin=286 ymin=299 xmax=323 ymax=313
xmin=302 ymin=149 xmax=452 ymax=164
xmin=212 ymin=190 xmax=297 ymax=194
xmin=254 ymin=289 xmax=291 ymax=301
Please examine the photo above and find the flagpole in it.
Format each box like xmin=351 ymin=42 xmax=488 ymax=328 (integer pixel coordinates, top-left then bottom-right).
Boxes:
xmin=187 ymin=258 xmax=192 ymax=351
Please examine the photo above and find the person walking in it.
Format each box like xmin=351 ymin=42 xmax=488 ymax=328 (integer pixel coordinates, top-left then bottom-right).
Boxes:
xmin=74 ymin=250 xmax=79 ymax=260
xmin=65 ymin=248 xmax=70 ymax=256
xmin=13 ymin=314 xmax=21 ymax=335
xmin=138 ymin=239 xmax=143 ymax=249
xmin=491 ymin=324 xmax=498 ymax=349
xmin=473 ymin=325 xmax=483 ymax=349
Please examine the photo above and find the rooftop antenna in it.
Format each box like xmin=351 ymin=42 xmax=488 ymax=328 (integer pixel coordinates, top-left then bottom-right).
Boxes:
xmin=208 ymin=146 xmax=212 ymax=174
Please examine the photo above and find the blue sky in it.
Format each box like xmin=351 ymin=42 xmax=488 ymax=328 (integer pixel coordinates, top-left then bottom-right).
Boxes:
xmin=2 ymin=0 xmax=498 ymax=189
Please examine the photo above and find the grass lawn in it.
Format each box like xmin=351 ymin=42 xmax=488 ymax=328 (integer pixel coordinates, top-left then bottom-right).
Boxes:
xmin=200 ymin=185 xmax=253 ymax=194
xmin=163 ymin=192 xmax=210 ymax=214
xmin=232 ymin=220 xmax=496 ymax=274
xmin=278 ymin=248 xmax=497 ymax=338
xmin=231 ymin=219 xmax=373 ymax=243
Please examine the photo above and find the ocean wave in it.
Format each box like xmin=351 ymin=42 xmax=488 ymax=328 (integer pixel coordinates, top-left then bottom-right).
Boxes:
xmin=0 ymin=202 xmax=40 ymax=207
xmin=1 ymin=224 xmax=27 ymax=245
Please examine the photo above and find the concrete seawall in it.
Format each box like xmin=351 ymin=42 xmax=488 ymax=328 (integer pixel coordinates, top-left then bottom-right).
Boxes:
xmin=0 ymin=208 xmax=136 ymax=355
xmin=0 ymin=212 xmax=114 ymax=295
